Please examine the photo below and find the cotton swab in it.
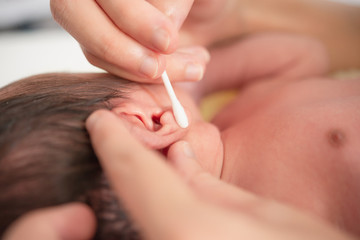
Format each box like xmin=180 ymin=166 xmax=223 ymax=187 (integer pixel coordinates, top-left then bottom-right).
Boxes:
xmin=161 ymin=71 xmax=189 ymax=128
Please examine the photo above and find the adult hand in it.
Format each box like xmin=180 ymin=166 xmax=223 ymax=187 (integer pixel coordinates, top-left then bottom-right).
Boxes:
xmin=50 ymin=0 xmax=211 ymax=83
xmin=86 ymin=109 xmax=355 ymax=240
xmin=3 ymin=203 xmax=96 ymax=240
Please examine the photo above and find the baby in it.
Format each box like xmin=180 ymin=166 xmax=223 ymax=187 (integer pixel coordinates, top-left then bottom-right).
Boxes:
xmin=198 ymin=33 xmax=360 ymax=236
xmin=0 ymin=33 xmax=359 ymax=238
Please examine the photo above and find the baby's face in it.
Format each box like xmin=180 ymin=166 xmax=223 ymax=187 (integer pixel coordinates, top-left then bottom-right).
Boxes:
xmin=112 ymin=83 xmax=224 ymax=178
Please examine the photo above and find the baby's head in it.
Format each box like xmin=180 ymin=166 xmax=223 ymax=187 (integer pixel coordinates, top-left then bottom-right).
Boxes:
xmin=0 ymin=73 xmax=141 ymax=239
xmin=0 ymin=72 xmax=223 ymax=239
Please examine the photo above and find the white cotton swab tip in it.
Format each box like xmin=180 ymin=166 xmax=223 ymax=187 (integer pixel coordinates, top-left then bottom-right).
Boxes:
xmin=172 ymin=99 xmax=189 ymax=128
xmin=161 ymin=71 xmax=189 ymax=128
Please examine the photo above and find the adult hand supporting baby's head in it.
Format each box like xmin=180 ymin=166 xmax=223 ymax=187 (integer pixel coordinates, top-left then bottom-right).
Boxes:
xmin=3 ymin=108 xmax=354 ymax=240
xmin=85 ymin=109 xmax=355 ymax=240
xmin=50 ymin=0 xmax=210 ymax=83
xmin=3 ymin=203 xmax=96 ymax=240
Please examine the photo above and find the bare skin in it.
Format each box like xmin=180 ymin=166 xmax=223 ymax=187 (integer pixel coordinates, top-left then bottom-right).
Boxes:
xmin=50 ymin=0 xmax=360 ymax=82
xmin=183 ymin=0 xmax=360 ymax=71
xmin=216 ymin=74 xmax=360 ymax=235
xmin=199 ymin=33 xmax=360 ymax=235
xmin=106 ymin=33 xmax=360 ymax=236
xmin=4 ymin=33 xmax=359 ymax=239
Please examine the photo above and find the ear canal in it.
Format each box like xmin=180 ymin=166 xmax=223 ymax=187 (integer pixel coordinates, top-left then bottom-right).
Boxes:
xmin=111 ymin=107 xmax=189 ymax=150
xmin=151 ymin=115 xmax=162 ymax=131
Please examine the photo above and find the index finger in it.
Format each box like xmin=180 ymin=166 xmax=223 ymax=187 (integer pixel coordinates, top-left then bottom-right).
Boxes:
xmin=51 ymin=0 xmax=166 ymax=80
xmin=86 ymin=110 xmax=196 ymax=236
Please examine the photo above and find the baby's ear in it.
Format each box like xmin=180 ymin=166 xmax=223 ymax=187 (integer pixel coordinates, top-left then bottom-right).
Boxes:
xmin=111 ymin=103 xmax=189 ymax=150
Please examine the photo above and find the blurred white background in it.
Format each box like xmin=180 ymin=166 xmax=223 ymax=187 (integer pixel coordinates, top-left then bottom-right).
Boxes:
xmin=0 ymin=0 xmax=102 ymax=88
xmin=0 ymin=0 xmax=359 ymax=87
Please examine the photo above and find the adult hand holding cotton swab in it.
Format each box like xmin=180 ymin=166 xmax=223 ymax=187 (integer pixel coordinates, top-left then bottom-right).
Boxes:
xmin=161 ymin=71 xmax=189 ymax=128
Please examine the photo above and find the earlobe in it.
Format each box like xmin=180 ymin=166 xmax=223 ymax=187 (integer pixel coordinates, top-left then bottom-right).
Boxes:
xmin=111 ymin=105 xmax=189 ymax=150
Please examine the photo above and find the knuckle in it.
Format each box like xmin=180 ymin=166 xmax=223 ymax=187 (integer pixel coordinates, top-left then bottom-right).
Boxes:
xmin=82 ymin=49 xmax=100 ymax=67
xmin=82 ymin=50 xmax=106 ymax=72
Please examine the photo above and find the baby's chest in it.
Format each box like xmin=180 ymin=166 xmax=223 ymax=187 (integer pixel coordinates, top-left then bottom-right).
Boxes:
xmin=225 ymin=92 xmax=360 ymax=169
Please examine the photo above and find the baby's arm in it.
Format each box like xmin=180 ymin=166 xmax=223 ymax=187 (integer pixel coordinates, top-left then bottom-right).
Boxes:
xmin=199 ymin=33 xmax=329 ymax=96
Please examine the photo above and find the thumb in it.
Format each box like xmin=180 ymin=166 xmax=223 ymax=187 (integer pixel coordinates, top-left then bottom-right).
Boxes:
xmin=167 ymin=141 xmax=203 ymax=183
xmin=167 ymin=141 xmax=259 ymax=210
xmin=3 ymin=203 xmax=96 ymax=240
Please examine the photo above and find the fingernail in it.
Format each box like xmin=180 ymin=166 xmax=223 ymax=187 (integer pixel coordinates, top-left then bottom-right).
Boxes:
xmin=203 ymin=49 xmax=211 ymax=63
xmin=185 ymin=63 xmax=204 ymax=81
xmin=152 ymin=28 xmax=170 ymax=52
xmin=183 ymin=142 xmax=196 ymax=159
xmin=140 ymin=56 xmax=159 ymax=78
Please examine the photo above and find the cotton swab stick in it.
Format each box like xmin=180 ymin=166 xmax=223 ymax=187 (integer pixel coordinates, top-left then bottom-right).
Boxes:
xmin=161 ymin=71 xmax=189 ymax=128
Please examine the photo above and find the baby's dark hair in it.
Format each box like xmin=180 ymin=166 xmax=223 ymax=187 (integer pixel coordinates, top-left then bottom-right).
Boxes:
xmin=0 ymin=73 xmax=140 ymax=239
